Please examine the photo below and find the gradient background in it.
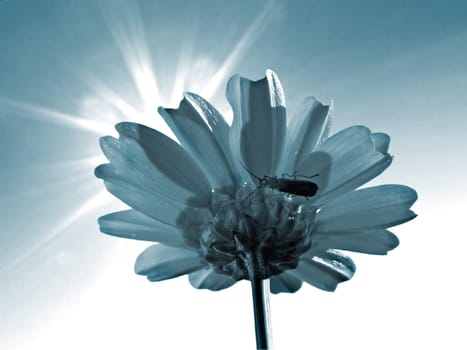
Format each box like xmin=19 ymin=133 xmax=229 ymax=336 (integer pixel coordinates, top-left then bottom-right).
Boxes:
xmin=1 ymin=0 xmax=466 ymax=349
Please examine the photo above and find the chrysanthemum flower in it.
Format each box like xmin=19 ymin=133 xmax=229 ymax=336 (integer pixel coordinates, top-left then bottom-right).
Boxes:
xmin=95 ymin=70 xmax=417 ymax=348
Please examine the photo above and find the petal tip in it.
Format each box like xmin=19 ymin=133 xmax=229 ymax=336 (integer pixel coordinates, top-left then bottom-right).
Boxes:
xmin=389 ymin=233 xmax=400 ymax=251
xmin=99 ymin=135 xmax=115 ymax=148
xmin=183 ymin=91 xmax=196 ymax=100
xmin=94 ymin=163 xmax=111 ymax=179
xmin=134 ymin=251 xmax=147 ymax=275
xmin=265 ymin=68 xmax=276 ymax=75
xmin=115 ymin=121 xmax=136 ymax=135
xmin=226 ymin=74 xmax=241 ymax=90
xmin=266 ymin=69 xmax=286 ymax=108
xmin=157 ymin=105 xmax=168 ymax=115
xmin=328 ymin=100 xmax=335 ymax=116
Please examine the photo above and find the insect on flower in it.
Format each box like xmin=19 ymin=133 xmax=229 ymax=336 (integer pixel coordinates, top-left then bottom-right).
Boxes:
xmin=95 ymin=69 xmax=418 ymax=349
xmin=239 ymin=161 xmax=319 ymax=204
xmin=95 ymin=68 xmax=418 ymax=292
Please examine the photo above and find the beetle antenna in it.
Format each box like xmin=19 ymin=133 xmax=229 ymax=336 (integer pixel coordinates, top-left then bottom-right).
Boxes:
xmin=239 ymin=161 xmax=262 ymax=182
xmin=239 ymin=186 xmax=261 ymax=206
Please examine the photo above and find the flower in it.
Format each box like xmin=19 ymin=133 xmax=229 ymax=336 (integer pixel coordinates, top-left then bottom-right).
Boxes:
xmin=95 ymin=70 xmax=417 ymax=294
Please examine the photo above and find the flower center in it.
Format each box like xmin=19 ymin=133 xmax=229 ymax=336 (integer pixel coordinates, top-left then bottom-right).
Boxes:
xmin=177 ymin=186 xmax=316 ymax=281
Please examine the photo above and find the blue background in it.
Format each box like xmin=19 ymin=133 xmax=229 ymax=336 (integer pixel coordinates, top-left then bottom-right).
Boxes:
xmin=1 ymin=0 xmax=466 ymax=348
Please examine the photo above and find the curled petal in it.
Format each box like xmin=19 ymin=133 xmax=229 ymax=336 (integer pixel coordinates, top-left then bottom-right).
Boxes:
xmin=135 ymin=244 xmax=204 ymax=282
xmin=372 ymin=132 xmax=390 ymax=154
xmin=227 ymin=70 xmax=286 ymax=178
xmin=98 ymin=209 xmax=185 ymax=246
xmin=158 ymin=97 xmax=236 ymax=188
xmin=188 ymin=267 xmax=237 ymax=291
xmin=313 ymin=229 xmax=399 ymax=255
xmin=317 ymin=185 xmax=418 ymax=231
xmin=290 ymin=250 xmax=355 ymax=292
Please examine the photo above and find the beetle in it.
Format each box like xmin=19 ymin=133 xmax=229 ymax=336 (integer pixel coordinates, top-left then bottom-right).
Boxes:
xmin=239 ymin=161 xmax=319 ymax=204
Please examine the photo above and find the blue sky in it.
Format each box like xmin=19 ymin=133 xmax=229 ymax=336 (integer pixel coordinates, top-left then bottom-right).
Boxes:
xmin=1 ymin=0 xmax=466 ymax=349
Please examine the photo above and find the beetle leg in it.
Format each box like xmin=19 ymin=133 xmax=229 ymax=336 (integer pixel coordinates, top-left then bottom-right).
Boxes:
xmin=299 ymin=173 xmax=320 ymax=179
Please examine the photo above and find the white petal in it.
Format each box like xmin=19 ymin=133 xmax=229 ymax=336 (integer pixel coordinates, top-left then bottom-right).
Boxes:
xmin=314 ymin=126 xmax=392 ymax=203
xmin=279 ymin=97 xmax=332 ymax=173
xmin=227 ymin=70 xmax=286 ymax=179
xmin=114 ymin=122 xmax=211 ymax=203
xmin=313 ymin=229 xmax=399 ymax=255
xmin=95 ymin=165 xmax=182 ymax=225
xmin=158 ymin=97 xmax=236 ymax=188
xmin=316 ymin=156 xmax=393 ymax=204
xmin=188 ymin=267 xmax=237 ymax=291
xmin=270 ymin=272 xmax=303 ymax=294
xmin=184 ymin=93 xmax=230 ymax=142
xmin=184 ymin=93 xmax=241 ymax=183
xmin=98 ymin=210 xmax=185 ymax=246
xmin=317 ymin=185 xmax=418 ymax=231
xmin=318 ymin=126 xmax=377 ymax=185
xmin=98 ymin=134 xmax=201 ymax=206
xmin=135 ymin=244 xmax=204 ymax=282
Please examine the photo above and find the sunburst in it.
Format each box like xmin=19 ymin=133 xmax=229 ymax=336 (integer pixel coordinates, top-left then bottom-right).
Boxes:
xmin=0 ymin=0 xmax=277 ymax=288
xmin=0 ymin=1 xmax=281 ymax=348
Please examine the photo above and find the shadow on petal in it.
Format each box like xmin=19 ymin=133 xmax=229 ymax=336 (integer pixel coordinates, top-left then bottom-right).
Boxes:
xmin=158 ymin=98 xmax=236 ymax=188
xmin=227 ymin=70 xmax=286 ymax=179
xmin=279 ymin=97 xmax=332 ymax=173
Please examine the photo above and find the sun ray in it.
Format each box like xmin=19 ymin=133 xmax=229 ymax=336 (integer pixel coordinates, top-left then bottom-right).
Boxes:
xmin=168 ymin=21 xmax=199 ymax=107
xmin=100 ymin=0 xmax=163 ymax=110
xmin=0 ymin=97 xmax=114 ymax=135
xmin=201 ymin=0 xmax=280 ymax=100
xmin=95 ymin=0 xmax=183 ymax=139
xmin=170 ymin=55 xmax=190 ymax=107
xmin=2 ymin=174 xmax=95 ymax=201
xmin=79 ymin=77 xmax=143 ymax=122
xmin=0 ymin=189 xmax=112 ymax=276
xmin=1 ymin=157 xmax=107 ymax=201
xmin=1 ymin=156 xmax=106 ymax=176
